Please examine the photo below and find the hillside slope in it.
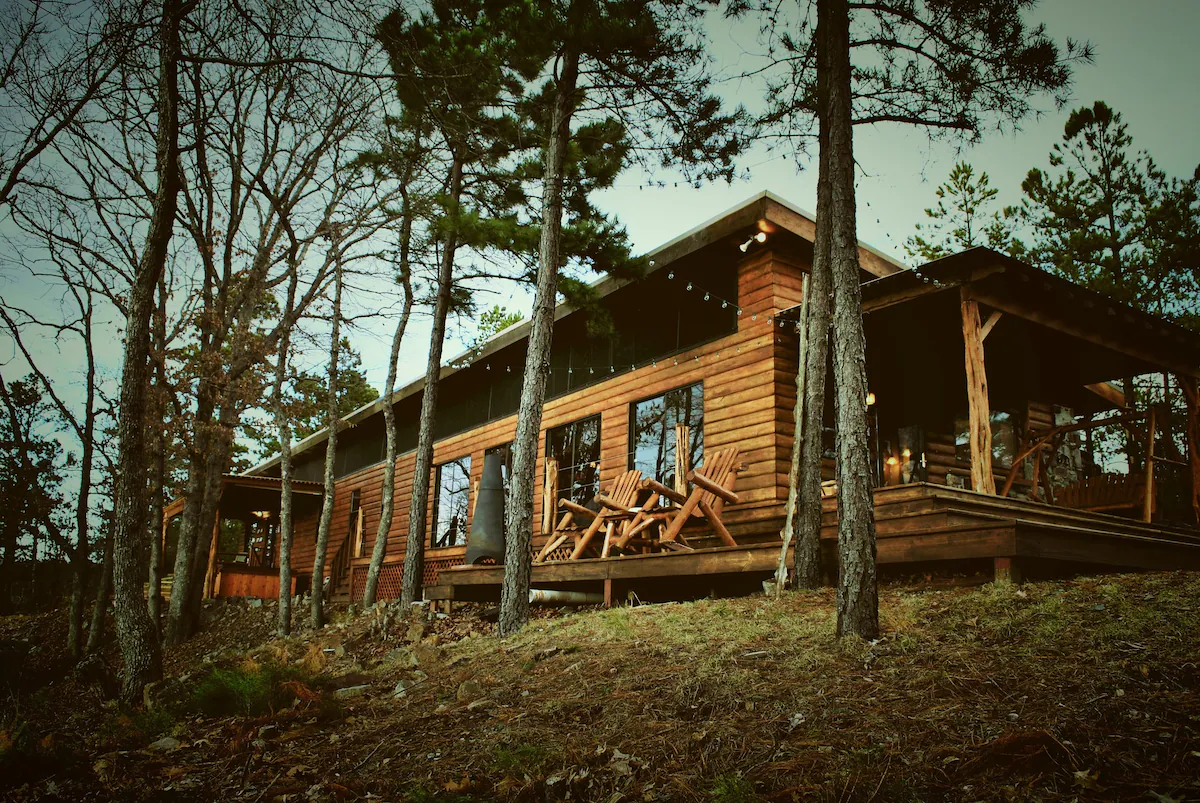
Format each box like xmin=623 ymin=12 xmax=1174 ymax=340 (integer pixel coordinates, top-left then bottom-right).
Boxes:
xmin=3 ymin=572 xmax=1199 ymax=802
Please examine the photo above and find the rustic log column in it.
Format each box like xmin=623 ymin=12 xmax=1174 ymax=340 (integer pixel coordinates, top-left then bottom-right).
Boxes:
xmin=203 ymin=518 xmax=219 ymax=598
xmin=960 ymin=287 xmax=996 ymax=495
xmin=1143 ymin=408 xmax=1156 ymax=523
xmin=1179 ymin=375 xmax=1200 ymax=526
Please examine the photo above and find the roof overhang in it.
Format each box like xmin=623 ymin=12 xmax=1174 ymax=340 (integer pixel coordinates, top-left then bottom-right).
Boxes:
xmin=244 ymin=191 xmax=906 ymax=477
xmin=163 ymin=474 xmax=324 ymax=521
xmin=855 ymin=248 xmax=1200 ymax=379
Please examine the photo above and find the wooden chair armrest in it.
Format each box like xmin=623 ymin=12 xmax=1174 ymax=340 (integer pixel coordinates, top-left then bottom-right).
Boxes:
xmin=594 ymin=493 xmax=637 ymax=514
xmin=687 ymin=470 xmax=739 ymax=504
xmin=558 ymin=498 xmax=597 ymax=519
xmin=640 ymin=478 xmax=687 ymax=505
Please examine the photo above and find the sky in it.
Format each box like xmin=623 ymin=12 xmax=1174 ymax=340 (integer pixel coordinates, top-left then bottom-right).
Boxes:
xmin=2 ymin=0 xmax=1198 ymax=469
xmin=350 ymin=0 xmax=1200 ymax=402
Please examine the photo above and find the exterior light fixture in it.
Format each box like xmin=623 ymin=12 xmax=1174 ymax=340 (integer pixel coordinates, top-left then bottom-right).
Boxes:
xmin=866 ymin=392 xmax=876 ymax=406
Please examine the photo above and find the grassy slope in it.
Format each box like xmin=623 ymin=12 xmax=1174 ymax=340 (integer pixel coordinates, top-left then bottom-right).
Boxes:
xmin=3 ymin=572 xmax=1200 ymax=802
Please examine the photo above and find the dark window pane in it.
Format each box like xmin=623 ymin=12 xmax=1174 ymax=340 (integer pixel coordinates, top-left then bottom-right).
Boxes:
xmin=630 ymin=382 xmax=704 ymax=489
xmin=546 ymin=414 xmax=601 ymax=507
xmin=432 ymin=456 xmax=471 ymax=548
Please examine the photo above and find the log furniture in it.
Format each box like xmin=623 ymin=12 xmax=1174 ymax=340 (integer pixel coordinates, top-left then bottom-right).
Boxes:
xmin=535 ymin=469 xmax=644 ymax=562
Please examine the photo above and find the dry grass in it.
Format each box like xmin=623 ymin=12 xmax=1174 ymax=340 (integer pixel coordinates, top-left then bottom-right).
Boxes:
xmin=3 ymin=573 xmax=1200 ymax=802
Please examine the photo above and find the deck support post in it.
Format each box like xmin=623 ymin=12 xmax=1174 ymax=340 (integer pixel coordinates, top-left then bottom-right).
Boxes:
xmin=961 ymin=287 xmax=996 ymax=495
xmin=603 ymin=578 xmax=615 ymax=608
xmin=993 ymin=556 xmax=1022 ymax=584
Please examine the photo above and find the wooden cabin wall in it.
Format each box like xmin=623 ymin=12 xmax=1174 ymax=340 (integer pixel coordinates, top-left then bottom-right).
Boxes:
xmin=288 ymin=247 xmax=808 ymax=593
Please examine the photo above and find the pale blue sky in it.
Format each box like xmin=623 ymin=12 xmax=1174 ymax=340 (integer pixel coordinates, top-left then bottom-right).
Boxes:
xmin=3 ymin=0 xmax=1197 ymax=463
xmin=366 ymin=0 xmax=1200 ymax=395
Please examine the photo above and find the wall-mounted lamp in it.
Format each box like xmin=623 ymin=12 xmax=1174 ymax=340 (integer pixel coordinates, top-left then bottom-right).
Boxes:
xmin=866 ymin=392 xmax=876 ymax=407
xmin=738 ymin=231 xmax=769 ymax=252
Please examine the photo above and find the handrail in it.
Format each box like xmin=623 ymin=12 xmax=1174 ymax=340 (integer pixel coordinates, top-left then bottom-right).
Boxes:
xmin=997 ymin=408 xmax=1157 ymax=522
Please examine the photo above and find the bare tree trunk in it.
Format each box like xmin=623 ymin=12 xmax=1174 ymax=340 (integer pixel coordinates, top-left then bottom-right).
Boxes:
xmin=148 ymin=276 xmax=168 ymax=630
xmin=311 ymin=253 xmax=345 ymax=630
xmin=112 ymin=0 xmax=183 ymax=703
xmin=274 ymin=269 xmax=300 ymax=635
xmin=182 ymin=409 xmax=236 ymax=634
xmin=499 ymin=48 xmax=579 ymax=637
xmin=777 ymin=276 xmax=810 ymax=595
xmin=400 ymin=155 xmax=463 ymax=609
xmin=824 ymin=0 xmax=878 ymax=640
xmin=363 ymin=212 xmax=414 ymax=608
xmin=68 ymin=294 xmax=99 ymax=658
xmin=86 ymin=523 xmax=113 ymax=653
xmin=793 ymin=31 xmax=835 ymax=592
xmin=164 ymin=383 xmax=215 ymax=644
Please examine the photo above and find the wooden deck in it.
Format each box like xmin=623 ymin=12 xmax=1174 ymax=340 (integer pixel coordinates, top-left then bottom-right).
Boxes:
xmin=432 ymin=483 xmax=1200 ymax=604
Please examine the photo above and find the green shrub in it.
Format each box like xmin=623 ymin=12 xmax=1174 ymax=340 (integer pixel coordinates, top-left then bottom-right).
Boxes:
xmin=189 ymin=661 xmax=318 ymax=717
xmin=709 ymin=773 xmax=757 ymax=803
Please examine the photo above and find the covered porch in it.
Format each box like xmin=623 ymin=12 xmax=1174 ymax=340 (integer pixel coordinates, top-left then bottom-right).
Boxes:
xmin=159 ymin=475 xmax=324 ymax=600
xmin=854 ymin=248 xmax=1200 ymax=532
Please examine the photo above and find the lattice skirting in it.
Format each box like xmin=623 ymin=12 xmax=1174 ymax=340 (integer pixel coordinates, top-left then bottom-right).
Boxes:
xmin=348 ymin=557 xmax=465 ymax=602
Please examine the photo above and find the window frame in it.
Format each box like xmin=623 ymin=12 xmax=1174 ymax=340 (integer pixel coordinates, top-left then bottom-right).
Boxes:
xmin=431 ymin=455 xmax=472 ymax=549
xmin=627 ymin=381 xmax=704 ymax=491
xmin=545 ymin=414 xmax=602 ymax=508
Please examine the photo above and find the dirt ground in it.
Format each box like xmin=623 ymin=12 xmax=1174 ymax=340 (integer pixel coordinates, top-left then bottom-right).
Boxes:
xmin=2 ymin=572 xmax=1199 ymax=802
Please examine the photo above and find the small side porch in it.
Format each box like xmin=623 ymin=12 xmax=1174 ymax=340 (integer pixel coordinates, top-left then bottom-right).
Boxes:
xmin=159 ymin=475 xmax=325 ymax=601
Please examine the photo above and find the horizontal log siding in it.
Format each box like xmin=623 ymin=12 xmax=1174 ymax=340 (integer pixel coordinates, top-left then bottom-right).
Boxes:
xmin=290 ymin=248 xmax=807 ymax=593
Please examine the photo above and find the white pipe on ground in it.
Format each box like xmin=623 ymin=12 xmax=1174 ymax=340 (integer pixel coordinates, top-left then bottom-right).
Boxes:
xmin=528 ymin=588 xmax=603 ymax=606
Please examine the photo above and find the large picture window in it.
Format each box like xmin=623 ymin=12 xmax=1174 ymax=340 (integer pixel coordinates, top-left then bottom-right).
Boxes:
xmin=432 ymin=456 xmax=471 ymax=548
xmin=546 ymin=415 xmax=601 ymax=507
xmin=630 ymin=382 xmax=704 ymax=489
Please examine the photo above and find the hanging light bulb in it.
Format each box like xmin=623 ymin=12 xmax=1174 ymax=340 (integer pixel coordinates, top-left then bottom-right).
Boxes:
xmin=589 ymin=367 xmax=594 ymax=375
xmin=668 ymin=271 xmax=674 ymax=279
xmin=721 ymin=300 xmax=728 ymax=309
xmin=686 ymin=282 xmax=693 ymax=291
xmin=704 ymin=292 xmax=710 ymax=301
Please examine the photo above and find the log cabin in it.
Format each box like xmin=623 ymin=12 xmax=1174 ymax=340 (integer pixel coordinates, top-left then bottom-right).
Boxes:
xmin=163 ymin=191 xmax=1200 ymax=606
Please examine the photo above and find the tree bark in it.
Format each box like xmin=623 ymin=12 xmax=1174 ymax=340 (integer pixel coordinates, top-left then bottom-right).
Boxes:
xmin=793 ymin=30 xmax=835 ymax=591
xmin=363 ymin=207 xmax=414 ymax=608
xmin=147 ymin=276 xmax=168 ymax=631
xmin=164 ymin=381 xmax=216 ymax=644
xmin=400 ymin=156 xmax=464 ymax=609
xmin=274 ymin=269 xmax=299 ymax=635
xmin=777 ymin=272 xmax=810 ymax=595
xmin=68 ymin=294 xmax=99 ymax=658
xmin=498 ymin=47 xmax=579 ymax=637
xmin=112 ymin=0 xmax=183 ymax=703
xmin=823 ymin=0 xmax=879 ymax=640
xmin=311 ymin=251 xmax=345 ymax=630
xmin=86 ymin=523 xmax=113 ymax=653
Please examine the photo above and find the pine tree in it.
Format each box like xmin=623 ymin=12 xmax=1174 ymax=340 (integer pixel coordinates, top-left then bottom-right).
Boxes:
xmin=755 ymin=0 xmax=1088 ymax=638
xmin=497 ymin=0 xmax=746 ymax=637
xmin=905 ymin=162 xmax=1016 ymax=263
xmin=1014 ymin=101 xmax=1200 ymax=327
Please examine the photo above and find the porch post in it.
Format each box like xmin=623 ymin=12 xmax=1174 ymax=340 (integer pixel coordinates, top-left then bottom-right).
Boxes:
xmin=204 ymin=518 xmax=219 ymax=598
xmin=1180 ymin=375 xmax=1200 ymax=526
xmin=960 ymin=286 xmax=996 ymax=494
